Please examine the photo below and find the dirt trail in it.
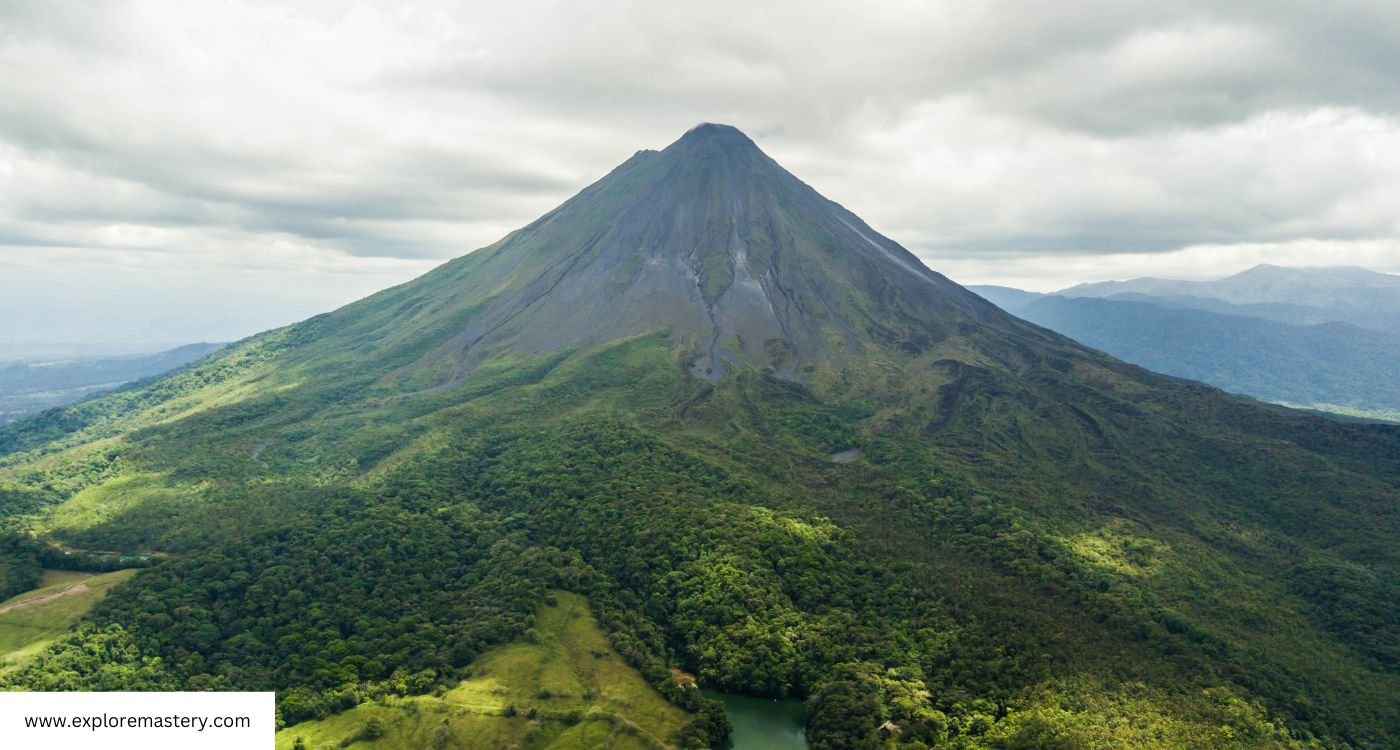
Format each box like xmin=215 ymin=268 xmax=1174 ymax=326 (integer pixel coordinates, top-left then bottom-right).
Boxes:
xmin=0 ymin=579 xmax=92 ymax=616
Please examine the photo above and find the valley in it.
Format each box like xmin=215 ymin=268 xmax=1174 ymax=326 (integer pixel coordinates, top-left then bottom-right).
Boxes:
xmin=0 ymin=344 xmax=224 ymax=425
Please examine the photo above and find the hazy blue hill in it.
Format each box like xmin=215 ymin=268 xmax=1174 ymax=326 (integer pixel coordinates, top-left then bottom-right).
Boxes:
xmin=966 ymin=284 xmax=1045 ymax=311
xmin=1092 ymin=292 xmax=1359 ymax=329
xmin=0 ymin=343 xmax=194 ymax=362
xmin=976 ymin=265 xmax=1400 ymax=417
xmin=0 ymin=343 xmax=224 ymax=424
xmin=1013 ymin=295 xmax=1400 ymax=417
xmin=1060 ymin=264 xmax=1400 ymax=331
xmin=0 ymin=126 xmax=1396 ymax=749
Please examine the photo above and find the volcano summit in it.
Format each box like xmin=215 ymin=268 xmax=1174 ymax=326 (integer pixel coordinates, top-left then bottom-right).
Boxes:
xmin=0 ymin=126 xmax=1395 ymax=749
xmin=332 ymin=122 xmax=1037 ymax=390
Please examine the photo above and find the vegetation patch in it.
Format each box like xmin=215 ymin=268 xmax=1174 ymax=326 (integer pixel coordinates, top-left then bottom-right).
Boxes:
xmin=1063 ymin=522 xmax=1169 ymax=578
xmin=0 ymin=568 xmax=137 ymax=673
xmin=278 ymin=591 xmax=688 ymax=750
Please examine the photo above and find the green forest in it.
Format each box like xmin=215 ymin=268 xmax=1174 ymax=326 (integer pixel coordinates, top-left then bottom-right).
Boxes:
xmin=0 ymin=327 xmax=1395 ymax=748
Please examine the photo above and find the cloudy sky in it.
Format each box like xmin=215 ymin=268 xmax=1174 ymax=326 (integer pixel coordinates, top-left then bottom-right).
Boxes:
xmin=2 ymin=0 xmax=1398 ymax=345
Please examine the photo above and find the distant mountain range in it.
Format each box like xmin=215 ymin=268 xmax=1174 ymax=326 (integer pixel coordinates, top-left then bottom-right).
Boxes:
xmin=971 ymin=264 xmax=1400 ymax=420
xmin=0 ymin=343 xmax=224 ymax=424
xmin=1061 ymin=264 xmax=1400 ymax=331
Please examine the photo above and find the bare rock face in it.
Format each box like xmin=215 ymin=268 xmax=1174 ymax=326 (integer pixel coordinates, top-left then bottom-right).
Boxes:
xmin=379 ymin=123 xmax=1020 ymax=386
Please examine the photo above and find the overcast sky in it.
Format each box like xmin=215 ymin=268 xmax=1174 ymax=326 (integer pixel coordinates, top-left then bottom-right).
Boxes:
xmin=2 ymin=0 xmax=1398 ymax=345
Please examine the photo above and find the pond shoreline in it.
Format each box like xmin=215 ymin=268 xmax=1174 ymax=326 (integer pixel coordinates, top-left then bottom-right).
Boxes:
xmin=701 ymin=689 xmax=809 ymax=750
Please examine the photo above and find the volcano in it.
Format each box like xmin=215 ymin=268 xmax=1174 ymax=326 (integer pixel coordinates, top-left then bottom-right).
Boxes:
xmin=406 ymin=123 xmax=1014 ymax=383
xmin=1 ymin=125 xmax=1395 ymax=749
xmin=296 ymin=122 xmax=1061 ymax=393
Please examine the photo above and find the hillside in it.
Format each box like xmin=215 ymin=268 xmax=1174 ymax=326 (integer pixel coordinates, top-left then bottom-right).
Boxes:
xmin=0 ymin=568 xmax=137 ymax=673
xmin=0 ymin=125 xmax=1396 ymax=749
xmin=1008 ymin=295 xmax=1400 ymax=418
xmin=972 ymin=275 xmax=1400 ymax=420
xmin=277 ymin=591 xmax=698 ymax=750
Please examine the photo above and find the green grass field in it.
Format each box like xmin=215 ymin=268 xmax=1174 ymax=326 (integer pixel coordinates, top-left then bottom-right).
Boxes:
xmin=0 ymin=568 xmax=137 ymax=672
xmin=277 ymin=591 xmax=690 ymax=750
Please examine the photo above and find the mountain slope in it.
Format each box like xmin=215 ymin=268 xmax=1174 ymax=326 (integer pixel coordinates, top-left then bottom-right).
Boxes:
xmin=275 ymin=590 xmax=695 ymax=750
xmin=1005 ymin=295 xmax=1400 ymax=418
xmin=0 ymin=126 xmax=1397 ymax=749
xmin=263 ymin=123 xmax=1040 ymax=394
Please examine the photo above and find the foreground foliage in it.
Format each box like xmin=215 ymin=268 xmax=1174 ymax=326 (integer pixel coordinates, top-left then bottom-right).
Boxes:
xmin=0 ymin=329 xmax=1393 ymax=748
xmin=276 ymin=590 xmax=701 ymax=750
xmin=0 ymin=568 xmax=137 ymax=673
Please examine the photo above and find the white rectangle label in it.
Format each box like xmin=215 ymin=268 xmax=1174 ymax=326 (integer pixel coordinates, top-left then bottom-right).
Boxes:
xmin=0 ymin=692 xmax=274 ymax=749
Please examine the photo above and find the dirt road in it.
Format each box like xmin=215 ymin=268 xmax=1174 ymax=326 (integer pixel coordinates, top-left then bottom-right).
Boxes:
xmin=0 ymin=579 xmax=92 ymax=616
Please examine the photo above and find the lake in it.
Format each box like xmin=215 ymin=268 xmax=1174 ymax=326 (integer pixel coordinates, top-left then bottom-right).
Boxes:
xmin=702 ymin=689 xmax=809 ymax=750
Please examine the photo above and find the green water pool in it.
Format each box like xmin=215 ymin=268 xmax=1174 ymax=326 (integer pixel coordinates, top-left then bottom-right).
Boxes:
xmin=701 ymin=689 xmax=808 ymax=750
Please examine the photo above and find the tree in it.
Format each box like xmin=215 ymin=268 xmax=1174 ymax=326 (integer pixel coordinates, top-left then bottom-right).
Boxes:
xmin=361 ymin=717 xmax=386 ymax=740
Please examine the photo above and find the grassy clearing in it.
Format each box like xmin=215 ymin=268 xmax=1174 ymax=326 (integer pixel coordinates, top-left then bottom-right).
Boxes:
xmin=34 ymin=569 xmax=93 ymax=589
xmin=0 ymin=568 xmax=136 ymax=672
xmin=277 ymin=591 xmax=688 ymax=750
xmin=40 ymin=473 xmax=187 ymax=536
xmin=275 ymin=701 xmax=658 ymax=750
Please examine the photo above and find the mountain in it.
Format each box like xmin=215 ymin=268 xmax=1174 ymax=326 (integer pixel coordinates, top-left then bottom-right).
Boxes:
xmin=0 ymin=343 xmax=225 ymax=425
xmin=271 ymin=123 xmax=1027 ymax=390
xmin=1060 ymin=264 xmax=1400 ymax=331
xmin=976 ymin=267 xmax=1400 ymax=419
xmin=1008 ymin=295 xmax=1400 ymax=419
xmin=967 ymin=284 xmax=1046 ymax=311
xmin=1 ymin=125 xmax=1397 ymax=749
